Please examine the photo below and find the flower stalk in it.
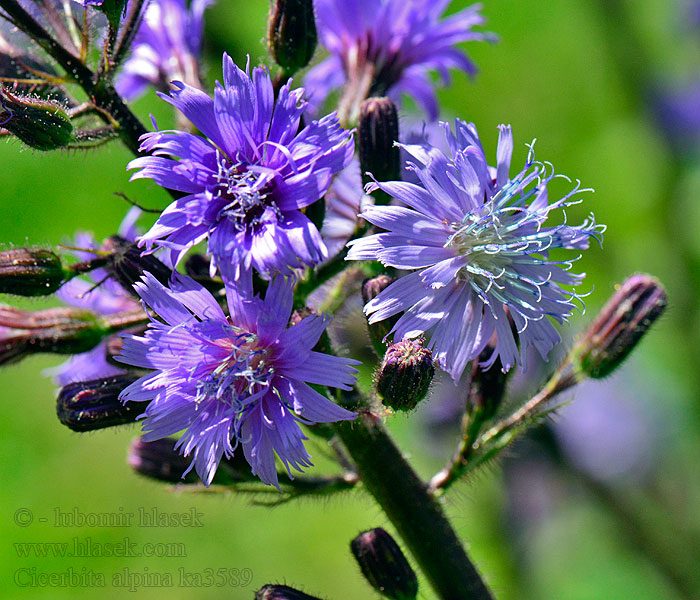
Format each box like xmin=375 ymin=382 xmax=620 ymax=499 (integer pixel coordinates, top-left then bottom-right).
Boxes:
xmin=334 ymin=408 xmax=494 ymax=600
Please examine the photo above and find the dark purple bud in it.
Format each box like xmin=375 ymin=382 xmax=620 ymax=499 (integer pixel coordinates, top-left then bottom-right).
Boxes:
xmin=0 ymin=88 xmax=73 ymax=150
xmin=362 ymin=275 xmax=397 ymax=357
xmin=268 ymin=0 xmax=317 ymax=74
xmin=376 ymin=338 xmax=434 ymax=412
xmin=57 ymin=374 xmax=142 ymax=432
xmin=575 ymin=274 xmax=667 ymax=378
xmin=0 ymin=306 xmax=107 ymax=366
xmin=101 ymin=236 xmax=173 ymax=296
xmin=359 ymin=97 xmax=400 ymax=191
xmin=350 ymin=528 xmax=418 ymax=600
xmin=256 ymin=584 xmax=323 ymax=600
xmin=0 ymin=247 xmax=68 ymax=296
xmin=128 ymin=438 xmax=201 ymax=484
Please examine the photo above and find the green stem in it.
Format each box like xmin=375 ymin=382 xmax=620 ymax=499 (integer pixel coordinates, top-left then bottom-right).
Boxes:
xmin=334 ymin=411 xmax=494 ymax=600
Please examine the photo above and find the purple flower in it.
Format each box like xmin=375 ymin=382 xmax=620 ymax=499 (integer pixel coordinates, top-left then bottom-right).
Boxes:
xmin=347 ymin=120 xmax=604 ymax=381
xmin=129 ymin=53 xmax=354 ymax=278
xmin=306 ymin=0 xmax=494 ymax=120
xmin=45 ymin=208 xmax=142 ymax=385
xmin=116 ymin=271 xmax=359 ymax=487
xmin=116 ymin=0 xmax=212 ymax=100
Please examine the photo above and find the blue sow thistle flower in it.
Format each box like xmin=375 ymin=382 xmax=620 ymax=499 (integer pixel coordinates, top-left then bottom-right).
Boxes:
xmin=307 ymin=0 xmax=494 ymax=119
xmin=116 ymin=0 xmax=213 ymax=100
xmin=116 ymin=271 xmax=359 ymax=487
xmin=347 ymin=120 xmax=605 ymax=382
xmin=128 ymin=53 xmax=354 ymax=279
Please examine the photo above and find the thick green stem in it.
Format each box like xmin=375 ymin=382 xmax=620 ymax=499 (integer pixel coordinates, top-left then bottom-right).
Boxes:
xmin=334 ymin=412 xmax=494 ymax=600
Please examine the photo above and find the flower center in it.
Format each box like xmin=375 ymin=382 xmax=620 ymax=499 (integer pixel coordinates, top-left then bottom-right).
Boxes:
xmin=214 ymin=154 xmax=280 ymax=232
xmin=195 ymin=327 xmax=274 ymax=411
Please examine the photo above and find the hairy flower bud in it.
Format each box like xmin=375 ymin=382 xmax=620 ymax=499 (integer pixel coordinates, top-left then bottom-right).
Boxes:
xmin=362 ymin=274 xmax=397 ymax=356
xmin=57 ymin=374 xmax=142 ymax=432
xmin=268 ymin=0 xmax=317 ymax=74
xmin=256 ymin=585 xmax=322 ymax=600
xmin=350 ymin=528 xmax=418 ymax=600
xmin=100 ymin=236 xmax=173 ymax=296
xmin=0 ymin=306 xmax=107 ymax=366
xmin=0 ymin=89 xmax=73 ymax=150
xmin=376 ymin=339 xmax=434 ymax=411
xmin=574 ymin=274 xmax=667 ymax=378
xmin=0 ymin=247 xmax=68 ymax=296
xmin=359 ymin=97 xmax=400 ymax=191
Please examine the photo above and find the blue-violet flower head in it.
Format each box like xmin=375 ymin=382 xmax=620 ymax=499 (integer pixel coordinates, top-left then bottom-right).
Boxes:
xmin=306 ymin=0 xmax=494 ymax=120
xmin=116 ymin=271 xmax=359 ymax=487
xmin=128 ymin=53 xmax=354 ymax=279
xmin=347 ymin=120 xmax=605 ymax=381
xmin=116 ymin=0 xmax=212 ymax=100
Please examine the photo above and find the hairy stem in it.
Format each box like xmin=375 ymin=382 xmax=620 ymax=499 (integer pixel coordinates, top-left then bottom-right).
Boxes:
xmin=334 ymin=410 xmax=494 ymax=600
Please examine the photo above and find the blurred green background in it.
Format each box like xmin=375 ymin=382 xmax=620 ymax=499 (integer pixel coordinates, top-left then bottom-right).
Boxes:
xmin=1 ymin=0 xmax=700 ymax=598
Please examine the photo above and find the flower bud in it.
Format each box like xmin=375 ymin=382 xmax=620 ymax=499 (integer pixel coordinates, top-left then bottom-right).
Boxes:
xmin=350 ymin=528 xmax=418 ymax=600
xmin=56 ymin=374 xmax=142 ymax=432
xmin=0 ymin=89 xmax=73 ymax=150
xmin=0 ymin=306 xmax=107 ymax=366
xmin=362 ymin=274 xmax=397 ymax=357
xmin=575 ymin=274 xmax=667 ymax=379
xmin=0 ymin=247 xmax=68 ymax=296
xmin=256 ymin=585 xmax=322 ymax=600
xmin=359 ymin=97 xmax=400 ymax=190
xmin=376 ymin=338 xmax=434 ymax=412
xmin=101 ymin=236 xmax=173 ymax=296
xmin=268 ymin=0 xmax=317 ymax=74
